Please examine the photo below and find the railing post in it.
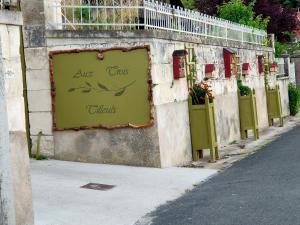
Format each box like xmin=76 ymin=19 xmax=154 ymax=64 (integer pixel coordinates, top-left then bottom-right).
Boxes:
xmin=225 ymin=22 xmax=228 ymax=41
xmin=204 ymin=15 xmax=207 ymax=37
xmin=143 ymin=0 xmax=147 ymax=29
xmin=242 ymin=30 xmax=244 ymax=44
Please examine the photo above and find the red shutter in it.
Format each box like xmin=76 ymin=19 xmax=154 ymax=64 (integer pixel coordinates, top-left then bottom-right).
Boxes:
xmin=205 ymin=64 xmax=215 ymax=73
xmin=258 ymin=56 xmax=264 ymax=74
xmin=223 ymin=49 xmax=232 ymax=78
xmin=242 ymin=63 xmax=250 ymax=71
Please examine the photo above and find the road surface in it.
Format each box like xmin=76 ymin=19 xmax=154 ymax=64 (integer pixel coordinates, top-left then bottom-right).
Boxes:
xmin=137 ymin=126 xmax=300 ymax=225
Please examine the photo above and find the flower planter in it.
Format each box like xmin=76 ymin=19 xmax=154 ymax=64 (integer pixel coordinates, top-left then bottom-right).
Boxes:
xmin=238 ymin=89 xmax=259 ymax=140
xmin=269 ymin=63 xmax=278 ymax=73
xmin=188 ymin=95 xmax=219 ymax=162
xmin=266 ymin=85 xmax=283 ymax=127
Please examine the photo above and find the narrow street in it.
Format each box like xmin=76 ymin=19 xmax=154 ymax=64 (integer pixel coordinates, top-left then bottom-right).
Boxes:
xmin=137 ymin=125 xmax=300 ymax=225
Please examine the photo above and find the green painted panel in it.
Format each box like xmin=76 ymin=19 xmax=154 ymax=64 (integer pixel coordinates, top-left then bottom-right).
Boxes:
xmin=238 ymin=89 xmax=259 ymax=140
xmin=188 ymin=96 xmax=219 ymax=162
xmin=239 ymin=97 xmax=254 ymax=129
xmin=189 ymin=106 xmax=209 ymax=148
xmin=267 ymin=89 xmax=281 ymax=117
xmin=50 ymin=47 xmax=152 ymax=130
xmin=266 ymin=86 xmax=283 ymax=127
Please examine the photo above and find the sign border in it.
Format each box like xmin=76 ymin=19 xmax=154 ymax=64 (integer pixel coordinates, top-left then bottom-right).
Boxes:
xmin=49 ymin=45 xmax=154 ymax=131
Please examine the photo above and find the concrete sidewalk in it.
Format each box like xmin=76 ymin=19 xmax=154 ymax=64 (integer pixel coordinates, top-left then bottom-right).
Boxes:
xmin=31 ymin=160 xmax=217 ymax=225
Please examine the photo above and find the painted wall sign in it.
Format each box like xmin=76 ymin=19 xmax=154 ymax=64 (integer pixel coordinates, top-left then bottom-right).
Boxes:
xmin=49 ymin=46 xmax=153 ymax=130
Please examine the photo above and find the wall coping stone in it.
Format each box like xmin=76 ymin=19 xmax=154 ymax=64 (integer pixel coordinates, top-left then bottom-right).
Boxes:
xmin=277 ymin=76 xmax=289 ymax=81
xmin=46 ymin=30 xmax=273 ymax=51
xmin=0 ymin=10 xmax=23 ymax=26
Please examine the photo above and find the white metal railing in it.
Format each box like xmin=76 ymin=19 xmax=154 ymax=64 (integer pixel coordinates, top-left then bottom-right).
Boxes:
xmin=0 ymin=0 xmax=3 ymax=9
xmin=50 ymin=0 xmax=268 ymax=45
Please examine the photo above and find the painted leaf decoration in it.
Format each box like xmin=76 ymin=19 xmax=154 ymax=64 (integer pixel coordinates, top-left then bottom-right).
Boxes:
xmin=115 ymin=88 xmax=125 ymax=96
xmin=82 ymin=89 xmax=91 ymax=93
xmin=97 ymin=82 xmax=109 ymax=91
xmin=68 ymin=88 xmax=76 ymax=92
xmin=85 ymin=82 xmax=92 ymax=87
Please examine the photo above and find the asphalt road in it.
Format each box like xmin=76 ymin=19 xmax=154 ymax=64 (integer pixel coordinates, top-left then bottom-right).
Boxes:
xmin=137 ymin=126 xmax=300 ymax=225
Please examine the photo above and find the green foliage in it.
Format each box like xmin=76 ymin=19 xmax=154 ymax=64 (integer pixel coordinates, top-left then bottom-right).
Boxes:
xmin=195 ymin=0 xmax=296 ymax=42
xmin=35 ymin=131 xmax=47 ymax=160
xmin=229 ymin=140 xmax=237 ymax=145
xmin=219 ymin=0 xmax=253 ymax=23
xmin=286 ymin=42 xmax=300 ymax=55
xmin=187 ymin=66 xmax=197 ymax=84
xmin=275 ymin=40 xmax=300 ymax=58
xmin=75 ymin=5 xmax=91 ymax=23
xmin=218 ymin=0 xmax=269 ymax=30
xmin=239 ymin=85 xmax=251 ymax=96
xmin=186 ymin=50 xmax=197 ymax=86
xmin=36 ymin=154 xmax=48 ymax=160
xmin=264 ymin=61 xmax=270 ymax=88
xmin=237 ymin=79 xmax=251 ymax=96
xmin=288 ymin=83 xmax=300 ymax=116
xmin=181 ymin=0 xmax=196 ymax=9
xmin=280 ymin=0 xmax=300 ymax=8
xmin=275 ymin=41 xmax=287 ymax=58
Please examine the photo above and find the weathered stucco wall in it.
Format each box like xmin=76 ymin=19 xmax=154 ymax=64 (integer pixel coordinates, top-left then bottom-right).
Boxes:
xmin=53 ymin=126 xmax=161 ymax=167
xmin=241 ymin=75 xmax=269 ymax=129
xmin=0 ymin=10 xmax=34 ymax=225
xmin=1 ymin=25 xmax=25 ymax=133
xmin=209 ymin=79 xmax=241 ymax=144
xmin=151 ymin=40 xmax=192 ymax=167
xmin=156 ymin=101 xmax=192 ymax=168
xmin=10 ymin=132 xmax=34 ymax=225
xmin=0 ymin=37 xmax=16 ymax=225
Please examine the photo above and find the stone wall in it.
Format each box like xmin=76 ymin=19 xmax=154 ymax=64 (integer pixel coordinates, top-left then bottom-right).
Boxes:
xmin=26 ymin=32 xmax=194 ymax=167
xmin=18 ymin=0 xmax=290 ymax=168
xmin=0 ymin=10 xmax=34 ymax=225
xmin=22 ymin=28 xmax=278 ymax=167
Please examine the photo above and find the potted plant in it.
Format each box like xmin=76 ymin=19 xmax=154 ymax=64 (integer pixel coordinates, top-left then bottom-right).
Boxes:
xmin=190 ymin=81 xmax=214 ymax=104
xmin=237 ymin=79 xmax=259 ymax=140
xmin=266 ymin=85 xmax=284 ymax=127
xmin=188 ymin=81 xmax=219 ymax=162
